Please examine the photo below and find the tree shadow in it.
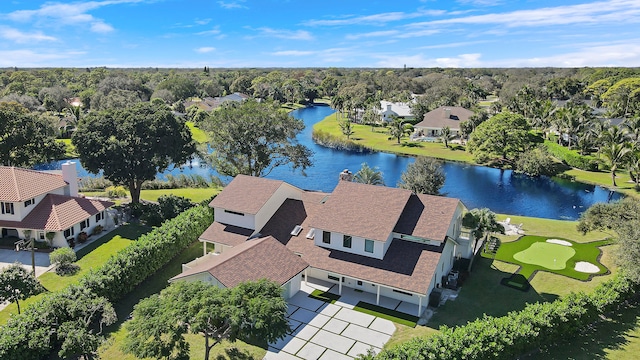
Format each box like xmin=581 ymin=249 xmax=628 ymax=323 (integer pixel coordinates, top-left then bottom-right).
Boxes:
xmin=216 ymin=347 xmax=257 ymax=360
xmin=400 ymin=142 xmax=423 ymax=148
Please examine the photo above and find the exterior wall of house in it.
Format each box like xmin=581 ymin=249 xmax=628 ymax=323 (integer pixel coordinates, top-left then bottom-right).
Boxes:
xmin=282 ymin=273 xmax=303 ymax=299
xmin=0 ymin=187 xmax=66 ymax=222
xmin=214 ymin=208 xmax=256 ymax=230
xmin=314 ymin=230 xmax=385 ymax=260
xmin=201 ymin=241 xmax=232 ymax=255
xmin=172 ymin=273 xmax=226 ymax=288
xmin=255 ymin=184 xmax=303 ymax=234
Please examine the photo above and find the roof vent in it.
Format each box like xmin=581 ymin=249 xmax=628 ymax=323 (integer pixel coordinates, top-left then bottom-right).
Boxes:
xmin=306 ymin=228 xmax=316 ymax=239
xmin=291 ymin=225 xmax=303 ymax=236
xmin=320 ymin=196 xmax=330 ymax=204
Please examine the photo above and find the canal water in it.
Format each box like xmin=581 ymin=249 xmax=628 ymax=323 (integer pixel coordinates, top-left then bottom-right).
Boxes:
xmin=36 ymin=104 xmax=621 ymax=220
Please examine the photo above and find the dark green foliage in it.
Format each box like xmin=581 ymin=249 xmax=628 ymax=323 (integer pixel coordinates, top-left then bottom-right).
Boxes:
xmin=398 ymin=157 xmax=445 ymax=195
xmin=140 ymin=195 xmax=195 ymax=226
xmin=544 ymin=141 xmax=600 ymax=171
xmin=312 ymin=129 xmax=372 ymax=152
xmin=0 ymin=264 xmax=43 ymax=315
xmin=50 ymin=247 xmax=79 ymax=276
xmin=373 ymin=275 xmax=637 ymax=360
xmin=515 ymin=146 xmax=556 ymax=176
xmin=467 ymin=112 xmax=532 ymax=164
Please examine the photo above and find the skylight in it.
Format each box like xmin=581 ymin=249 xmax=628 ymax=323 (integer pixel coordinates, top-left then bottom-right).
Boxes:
xmin=291 ymin=225 xmax=303 ymax=236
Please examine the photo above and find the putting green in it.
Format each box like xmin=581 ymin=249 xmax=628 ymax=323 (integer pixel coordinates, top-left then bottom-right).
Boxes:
xmin=513 ymin=242 xmax=576 ymax=270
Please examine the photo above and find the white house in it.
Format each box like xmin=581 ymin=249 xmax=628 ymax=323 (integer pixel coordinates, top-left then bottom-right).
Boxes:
xmin=172 ymin=175 xmax=472 ymax=315
xmin=0 ymin=163 xmax=113 ymax=248
xmin=379 ymin=100 xmax=414 ymax=123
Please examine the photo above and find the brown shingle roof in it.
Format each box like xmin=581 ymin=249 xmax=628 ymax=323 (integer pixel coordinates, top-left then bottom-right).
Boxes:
xmin=0 ymin=194 xmax=113 ymax=231
xmin=262 ymin=197 xmax=446 ymax=294
xmin=414 ymin=106 xmax=474 ymax=130
xmin=209 ymin=175 xmax=284 ymax=215
xmin=0 ymin=167 xmax=68 ymax=202
xmin=171 ymin=236 xmax=308 ymax=287
xmin=198 ymin=221 xmax=254 ymax=247
xmin=309 ymin=181 xmax=411 ymax=242
xmin=393 ymin=193 xmax=461 ymax=241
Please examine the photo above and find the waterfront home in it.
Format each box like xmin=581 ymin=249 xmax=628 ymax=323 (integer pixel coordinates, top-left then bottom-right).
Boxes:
xmin=413 ymin=106 xmax=473 ymax=137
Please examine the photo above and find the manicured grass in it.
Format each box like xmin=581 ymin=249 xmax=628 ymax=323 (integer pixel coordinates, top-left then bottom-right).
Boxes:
xmin=56 ymin=138 xmax=78 ymax=158
xmin=0 ymin=224 xmax=149 ymax=324
xmin=313 ymin=113 xmax=474 ymax=163
xmin=186 ymin=121 xmax=209 ymax=143
xmin=83 ymin=187 xmax=222 ymax=204
xmin=564 ymin=168 xmax=638 ymax=197
xmin=309 ymin=289 xmax=340 ymax=303
xmin=491 ymin=236 xmax=610 ymax=281
xmin=99 ymin=241 xmax=268 ymax=360
xmin=354 ymin=301 xmax=419 ymax=328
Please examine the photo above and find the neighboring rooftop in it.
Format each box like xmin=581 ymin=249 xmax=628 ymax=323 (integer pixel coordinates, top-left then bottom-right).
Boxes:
xmin=209 ymin=174 xmax=285 ymax=215
xmin=0 ymin=193 xmax=113 ymax=231
xmin=171 ymin=236 xmax=308 ymax=287
xmin=0 ymin=166 xmax=68 ymax=202
xmin=309 ymin=181 xmax=412 ymax=242
xmin=379 ymin=100 xmax=413 ymax=118
xmin=414 ymin=106 xmax=474 ymax=130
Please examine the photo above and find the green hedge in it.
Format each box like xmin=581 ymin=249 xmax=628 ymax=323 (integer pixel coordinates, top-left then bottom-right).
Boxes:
xmin=312 ymin=129 xmax=373 ymax=153
xmin=373 ymin=275 xmax=637 ymax=360
xmin=544 ymin=141 xmax=600 ymax=171
xmin=0 ymin=205 xmax=214 ymax=360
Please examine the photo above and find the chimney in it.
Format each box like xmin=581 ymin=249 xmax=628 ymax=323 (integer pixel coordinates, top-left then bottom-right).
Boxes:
xmin=386 ymin=104 xmax=392 ymax=111
xmin=444 ymin=108 xmax=451 ymax=119
xmin=339 ymin=169 xmax=353 ymax=182
xmin=61 ymin=161 xmax=78 ymax=197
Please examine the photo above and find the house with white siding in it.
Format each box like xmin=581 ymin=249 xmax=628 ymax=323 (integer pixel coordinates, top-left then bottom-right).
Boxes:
xmin=171 ymin=175 xmax=472 ymax=316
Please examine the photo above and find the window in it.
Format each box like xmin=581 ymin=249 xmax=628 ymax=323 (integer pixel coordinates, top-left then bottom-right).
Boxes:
xmin=38 ymin=232 xmax=45 ymax=241
xmin=64 ymin=227 xmax=75 ymax=238
xmin=357 ymin=280 xmax=363 ymax=286
xmin=328 ymin=275 xmax=340 ymax=281
xmin=24 ymin=198 xmax=34 ymax=207
xmin=322 ymin=231 xmax=331 ymax=244
xmin=364 ymin=239 xmax=374 ymax=253
xmin=80 ymin=219 xmax=89 ymax=230
xmin=224 ymin=209 xmax=244 ymax=216
xmin=95 ymin=211 xmax=104 ymax=222
xmin=343 ymin=235 xmax=352 ymax=248
xmin=1 ymin=202 xmax=14 ymax=215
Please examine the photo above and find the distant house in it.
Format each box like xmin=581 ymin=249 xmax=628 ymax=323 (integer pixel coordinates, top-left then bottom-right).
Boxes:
xmin=414 ymin=106 xmax=474 ymax=137
xmin=379 ymin=100 xmax=414 ymax=123
xmin=184 ymin=92 xmax=250 ymax=112
xmin=171 ymin=174 xmax=472 ymax=316
xmin=0 ymin=163 xmax=113 ymax=248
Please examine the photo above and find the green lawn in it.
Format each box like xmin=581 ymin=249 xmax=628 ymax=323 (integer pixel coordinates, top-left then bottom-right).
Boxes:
xmin=313 ymin=113 xmax=474 ymax=163
xmin=309 ymin=289 xmax=340 ymax=303
xmin=83 ymin=187 xmax=222 ymax=204
xmin=0 ymin=224 xmax=149 ymax=324
xmin=488 ymin=235 xmax=610 ymax=280
xmin=98 ymin=241 xmax=268 ymax=360
xmin=354 ymin=302 xmax=419 ymax=328
xmin=56 ymin=138 xmax=78 ymax=158
xmin=186 ymin=121 xmax=209 ymax=144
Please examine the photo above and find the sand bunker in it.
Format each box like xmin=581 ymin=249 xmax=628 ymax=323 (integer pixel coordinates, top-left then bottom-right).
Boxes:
xmin=546 ymin=239 xmax=572 ymax=246
xmin=575 ymin=261 xmax=600 ymax=273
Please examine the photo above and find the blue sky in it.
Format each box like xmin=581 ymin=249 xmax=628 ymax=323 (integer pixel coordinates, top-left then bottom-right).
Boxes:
xmin=1 ymin=0 xmax=639 ymax=68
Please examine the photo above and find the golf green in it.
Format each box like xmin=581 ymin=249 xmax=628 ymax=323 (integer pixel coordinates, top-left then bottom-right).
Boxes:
xmin=513 ymin=242 xmax=576 ymax=270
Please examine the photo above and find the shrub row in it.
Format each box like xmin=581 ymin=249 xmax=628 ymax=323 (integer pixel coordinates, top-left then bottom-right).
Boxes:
xmin=79 ymin=173 xmax=224 ymax=192
xmin=373 ymin=275 xmax=637 ymax=360
xmin=0 ymin=204 xmax=214 ymax=359
xmin=312 ymin=129 xmax=373 ymax=153
xmin=544 ymin=141 xmax=600 ymax=171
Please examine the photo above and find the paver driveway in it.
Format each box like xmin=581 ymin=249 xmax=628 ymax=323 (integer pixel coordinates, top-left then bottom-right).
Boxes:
xmin=265 ymin=287 xmax=397 ymax=359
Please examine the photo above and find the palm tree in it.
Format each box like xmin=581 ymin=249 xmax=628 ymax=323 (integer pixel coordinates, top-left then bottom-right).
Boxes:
xmin=440 ymin=126 xmax=453 ymax=148
xmin=601 ymin=141 xmax=631 ymax=187
xmin=462 ymin=208 xmax=505 ymax=253
xmin=387 ymin=117 xmax=413 ymax=144
xmin=353 ymin=162 xmax=384 ymax=185
xmin=339 ymin=119 xmax=355 ymax=140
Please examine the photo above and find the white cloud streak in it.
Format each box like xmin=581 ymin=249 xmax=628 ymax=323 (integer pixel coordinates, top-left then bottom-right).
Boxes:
xmin=218 ymin=1 xmax=247 ymax=9
xmin=250 ymin=27 xmax=314 ymax=41
xmin=304 ymin=9 xmax=446 ymax=26
xmin=0 ymin=27 xmax=57 ymax=43
xmin=195 ymin=47 xmax=216 ymax=53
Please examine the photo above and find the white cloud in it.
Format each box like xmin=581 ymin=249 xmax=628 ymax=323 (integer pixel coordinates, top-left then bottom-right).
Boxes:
xmin=418 ymin=40 xmax=490 ymax=49
xmin=345 ymin=30 xmax=399 ymax=40
xmin=0 ymin=27 xmax=57 ymax=43
xmin=0 ymin=49 xmax=86 ymax=67
xmin=196 ymin=28 xmax=221 ymax=36
xmin=251 ymin=27 xmax=314 ymax=41
xmin=7 ymin=0 xmax=143 ymax=33
xmin=376 ymin=53 xmax=482 ymax=68
xmin=195 ymin=47 xmax=216 ymax=53
xmin=218 ymin=1 xmax=247 ymax=9
xmin=271 ymin=50 xmax=315 ymax=56
xmin=195 ymin=18 xmax=211 ymax=25
xmin=303 ymin=9 xmax=446 ymax=27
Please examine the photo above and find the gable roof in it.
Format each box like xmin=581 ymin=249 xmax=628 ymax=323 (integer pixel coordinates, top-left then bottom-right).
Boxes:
xmin=414 ymin=106 xmax=474 ymax=130
xmin=379 ymin=100 xmax=413 ymax=117
xmin=0 ymin=194 xmax=113 ymax=231
xmin=199 ymin=221 xmax=254 ymax=247
xmin=209 ymin=175 xmax=285 ymax=215
xmin=309 ymin=181 xmax=412 ymax=242
xmin=0 ymin=167 xmax=68 ymax=202
xmin=393 ymin=193 xmax=461 ymax=241
xmin=171 ymin=236 xmax=308 ymax=287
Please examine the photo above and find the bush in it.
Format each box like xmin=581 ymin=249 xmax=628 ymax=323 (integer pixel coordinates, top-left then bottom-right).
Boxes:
xmin=76 ymin=231 xmax=88 ymax=243
xmin=515 ymin=146 xmax=556 ymax=177
xmin=105 ymin=185 xmax=127 ymax=198
xmin=50 ymin=247 xmax=78 ymax=276
xmin=312 ymin=129 xmax=373 ymax=153
xmin=92 ymin=225 xmax=103 ymax=236
xmin=544 ymin=141 xmax=600 ymax=171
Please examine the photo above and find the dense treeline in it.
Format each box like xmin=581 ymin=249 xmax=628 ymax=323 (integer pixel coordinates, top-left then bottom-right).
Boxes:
xmin=0 ymin=204 xmax=214 ymax=359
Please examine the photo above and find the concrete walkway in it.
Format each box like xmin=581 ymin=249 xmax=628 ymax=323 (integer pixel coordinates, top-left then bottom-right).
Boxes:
xmin=265 ymin=282 xmax=397 ymax=359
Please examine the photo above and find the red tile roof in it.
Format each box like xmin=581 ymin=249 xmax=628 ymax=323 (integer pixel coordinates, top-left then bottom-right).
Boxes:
xmin=309 ymin=181 xmax=412 ymax=242
xmin=0 ymin=166 xmax=68 ymax=202
xmin=0 ymin=194 xmax=113 ymax=231
xmin=171 ymin=236 xmax=308 ymax=288
xmin=414 ymin=106 xmax=474 ymax=130
xmin=209 ymin=175 xmax=285 ymax=215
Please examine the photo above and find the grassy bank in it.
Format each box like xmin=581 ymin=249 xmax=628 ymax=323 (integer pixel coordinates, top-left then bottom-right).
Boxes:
xmin=186 ymin=121 xmax=209 ymax=143
xmin=82 ymin=187 xmax=222 ymax=204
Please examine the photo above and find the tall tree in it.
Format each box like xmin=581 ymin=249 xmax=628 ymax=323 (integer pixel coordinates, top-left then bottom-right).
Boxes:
xmin=123 ymin=279 xmax=289 ymax=360
xmin=440 ymin=126 xmax=453 ymax=148
xmin=467 ymin=112 xmax=532 ymax=164
xmin=398 ymin=156 xmax=445 ymax=195
xmin=0 ymin=263 xmax=43 ymax=314
xmin=462 ymin=208 xmax=506 ymax=252
xmin=387 ymin=117 xmax=413 ymax=144
xmin=339 ymin=119 xmax=355 ymax=140
xmin=202 ymin=100 xmax=312 ymax=177
xmin=73 ymin=102 xmax=195 ymax=203
xmin=353 ymin=162 xmax=384 ymax=185
xmin=0 ymin=102 xmax=65 ymax=167
xmin=601 ymin=141 xmax=631 ymax=187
